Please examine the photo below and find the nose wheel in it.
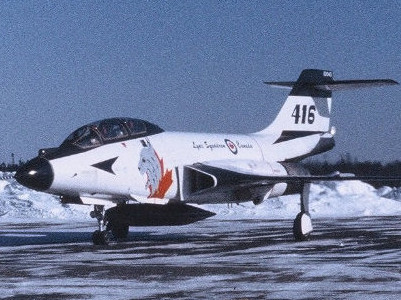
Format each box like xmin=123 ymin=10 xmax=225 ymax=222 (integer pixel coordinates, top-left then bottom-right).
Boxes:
xmin=90 ymin=204 xmax=130 ymax=245
xmin=90 ymin=205 xmax=111 ymax=245
xmin=92 ymin=229 xmax=112 ymax=245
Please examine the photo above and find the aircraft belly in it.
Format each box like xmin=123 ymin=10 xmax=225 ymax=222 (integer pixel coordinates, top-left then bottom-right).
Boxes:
xmin=52 ymin=169 xmax=132 ymax=198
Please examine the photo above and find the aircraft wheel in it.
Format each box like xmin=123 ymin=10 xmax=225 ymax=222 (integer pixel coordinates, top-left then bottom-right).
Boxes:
xmin=293 ymin=212 xmax=313 ymax=241
xmin=110 ymin=222 xmax=129 ymax=240
xmin=92 ymin=230 xmax=111 ymax=245
xmin=92 ymin=230 xmax=102 ymax=245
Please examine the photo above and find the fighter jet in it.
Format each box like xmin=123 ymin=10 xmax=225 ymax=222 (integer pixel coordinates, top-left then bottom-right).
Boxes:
xmin=15 ymin=69 xmax=398 ymax=245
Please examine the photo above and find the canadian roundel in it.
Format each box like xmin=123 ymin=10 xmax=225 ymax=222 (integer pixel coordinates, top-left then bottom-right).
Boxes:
xmin=224 ymin=139 xmax=238 ymax=155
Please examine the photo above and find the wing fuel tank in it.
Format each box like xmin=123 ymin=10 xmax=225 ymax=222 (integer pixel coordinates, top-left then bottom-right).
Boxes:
xmin=105 ymin=203 xmax=215 ymax=226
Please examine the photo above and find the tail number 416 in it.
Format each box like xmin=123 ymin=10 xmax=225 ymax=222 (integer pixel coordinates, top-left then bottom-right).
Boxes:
xmin=292 ymin=105 xmax=316 ymax=124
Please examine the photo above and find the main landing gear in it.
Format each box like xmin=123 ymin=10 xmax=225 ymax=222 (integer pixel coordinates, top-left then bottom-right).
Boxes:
xmin=90 ymin=204 xmax=129 ymax=245
xmin=88 ymin=188 xmax=313 ymax=244
xmin=293 ymin=183 xmax=313 ymax=241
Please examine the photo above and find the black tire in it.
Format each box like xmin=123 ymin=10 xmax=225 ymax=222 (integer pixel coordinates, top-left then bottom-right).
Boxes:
xmin=110 ymin=223 xmax=129 ymax=239
xmin=293 ymin=212 xmax=311 ymax=242
xmin=92 ymin=230 xmax=111 ymax=245
xmin=92 ymin=230 xmax=102 ymax=245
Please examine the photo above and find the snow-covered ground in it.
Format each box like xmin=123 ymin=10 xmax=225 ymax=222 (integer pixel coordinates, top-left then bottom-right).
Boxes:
xmin=2 ymin=172 xmax=401 ymax=299
xmin=0 ymin=173 xmax=91 ymax=221
xmin=1 ymin=216 xmax=401 ymax=299
xmin=1 ymin=172 xmax=401 ymax=222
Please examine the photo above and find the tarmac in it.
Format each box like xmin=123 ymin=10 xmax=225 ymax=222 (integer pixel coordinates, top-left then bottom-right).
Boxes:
xmin=0 ymin=216 xmax=401 ymax=299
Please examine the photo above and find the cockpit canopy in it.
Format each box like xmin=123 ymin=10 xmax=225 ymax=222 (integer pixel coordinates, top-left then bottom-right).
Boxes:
xmin=60 ymin=118 xmax=164 ymax=149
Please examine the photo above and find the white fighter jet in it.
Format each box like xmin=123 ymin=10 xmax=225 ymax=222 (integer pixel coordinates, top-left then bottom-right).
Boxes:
xmin=15 ymin=69 xmax=398 ymax=245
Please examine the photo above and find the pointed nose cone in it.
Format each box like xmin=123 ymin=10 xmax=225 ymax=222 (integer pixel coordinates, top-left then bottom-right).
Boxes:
xmin=15 ymin=157 xmax=54 ymax=191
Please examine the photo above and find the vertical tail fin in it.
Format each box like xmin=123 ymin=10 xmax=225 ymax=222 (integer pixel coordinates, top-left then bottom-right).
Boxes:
xmin=259 ymin=69 xmax=397 ymax=136
xmin=260 ymin=69 xmax=334 ymax=135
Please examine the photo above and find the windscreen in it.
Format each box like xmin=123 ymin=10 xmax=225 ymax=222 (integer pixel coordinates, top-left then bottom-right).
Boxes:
xmin=60 ymin=118 xmax=164 ymax=149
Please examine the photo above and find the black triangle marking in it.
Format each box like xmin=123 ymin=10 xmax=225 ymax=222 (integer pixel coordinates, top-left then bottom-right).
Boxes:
xmin=91 ymin=157 xmax=118 ymax=175
xmin=273 ymin=130 xmax=324 ymax=144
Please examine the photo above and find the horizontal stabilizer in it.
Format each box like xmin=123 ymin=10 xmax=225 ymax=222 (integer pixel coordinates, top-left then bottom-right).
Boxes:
xmin=265 ymin=79 xmax=399 ymax=91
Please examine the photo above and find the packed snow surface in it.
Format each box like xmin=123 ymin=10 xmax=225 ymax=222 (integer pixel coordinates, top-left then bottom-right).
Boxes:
xmin=1 ymin=172 xmax=401 ymax=221
xmin=1 ymin=172 xmax=401 ymax=300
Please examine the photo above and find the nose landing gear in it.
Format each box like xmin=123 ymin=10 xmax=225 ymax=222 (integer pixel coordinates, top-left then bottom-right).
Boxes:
xmin=90 ymin=205 xmax=111 ymax=245
xmin=90 ymin=204 xmax=130 ymax=245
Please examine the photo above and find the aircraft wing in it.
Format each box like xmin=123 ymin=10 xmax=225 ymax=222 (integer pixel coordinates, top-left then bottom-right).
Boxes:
xmin=183 ymin=160 xmax=401 ymax=204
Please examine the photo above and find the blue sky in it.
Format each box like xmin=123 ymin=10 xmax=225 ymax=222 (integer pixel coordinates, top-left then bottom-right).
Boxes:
xmin=0 ymin=1 xmax=400 ymax=163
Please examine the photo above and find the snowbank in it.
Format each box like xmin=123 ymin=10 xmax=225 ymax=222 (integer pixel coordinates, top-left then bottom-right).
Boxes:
xmin=1 ymin=172 xmax=401 ymax=221
xmin=0 ymin=173 xmax=90 ymax=221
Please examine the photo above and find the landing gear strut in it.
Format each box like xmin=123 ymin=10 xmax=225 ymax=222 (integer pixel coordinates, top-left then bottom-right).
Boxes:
xmin=90 ymin=205 xmax=111 ymax=245
xmin=293 ymin=183 xmax=313 ymax=241
xmin=90 ymin=204 xmax=130 ymax=245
